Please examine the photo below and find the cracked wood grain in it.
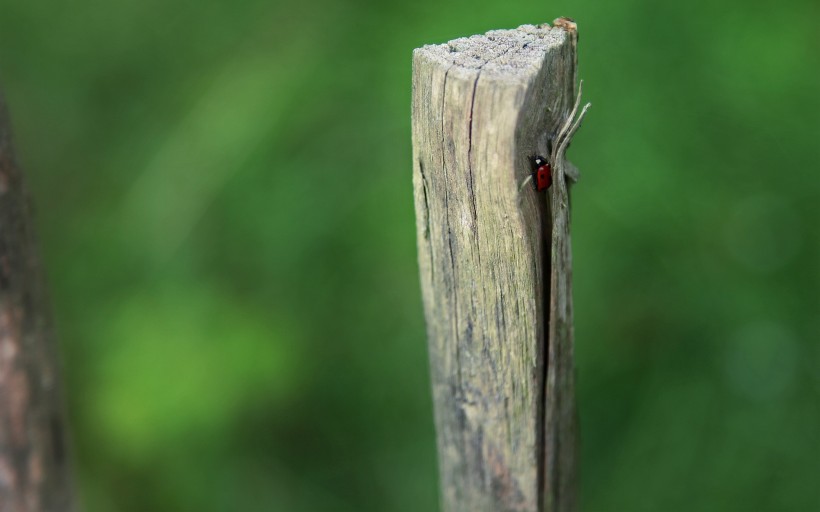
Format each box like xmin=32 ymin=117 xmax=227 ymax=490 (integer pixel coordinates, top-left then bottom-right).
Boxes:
xmin=412 ymin=20 xmax=584 ymax=512
xmin=0 ymin=94 xmax=75 ymax=512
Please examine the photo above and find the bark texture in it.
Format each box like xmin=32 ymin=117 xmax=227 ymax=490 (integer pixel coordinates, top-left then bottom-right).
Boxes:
xmin=0 ymin=95 xmax=74 ymax=512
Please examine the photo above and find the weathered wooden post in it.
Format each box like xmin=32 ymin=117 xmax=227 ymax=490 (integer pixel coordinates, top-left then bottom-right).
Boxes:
xmin=0 ymin=95 xmax=75 ymax=511
xmin=411 ymin=19 xmax=589 ymax=512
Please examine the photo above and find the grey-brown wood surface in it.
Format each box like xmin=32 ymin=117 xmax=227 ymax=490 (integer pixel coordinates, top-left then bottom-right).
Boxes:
xmin=412 ymin=20 xmax=587 ymax=512
xmin=0 ymin=95 xmax=75 ymax=512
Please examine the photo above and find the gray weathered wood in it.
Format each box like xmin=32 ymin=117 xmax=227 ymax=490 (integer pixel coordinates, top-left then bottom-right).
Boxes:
xmin=412 ymin=19 xmax=588 ymax=512
xmin=0 ymin=95 xmax=75 ymax=511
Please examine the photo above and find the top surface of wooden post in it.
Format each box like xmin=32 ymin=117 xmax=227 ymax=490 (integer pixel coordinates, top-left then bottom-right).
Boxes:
xmin=412 ymin=22 xmax=581 ymax=512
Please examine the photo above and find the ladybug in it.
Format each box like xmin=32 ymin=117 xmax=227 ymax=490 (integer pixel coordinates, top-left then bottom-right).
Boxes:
xmin=531 ymin=155 xmax=552 ymax=191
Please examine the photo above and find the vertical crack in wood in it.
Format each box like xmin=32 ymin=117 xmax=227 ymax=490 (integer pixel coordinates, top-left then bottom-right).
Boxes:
xmin=467 ymin=71 xmax=481 ymax=249
xmin=537 ymin=214 xmax=551 ymax=512
xmin=439 ymin=66 xmax=467 ymax=450
xmin=417 ymin=159 xmax=435 ymax=282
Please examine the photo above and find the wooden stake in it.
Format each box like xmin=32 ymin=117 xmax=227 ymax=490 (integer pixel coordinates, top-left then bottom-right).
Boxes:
xmin=411 ymin=20 xmax=588 ymax=512
xmin=0 ymin=94 xmax=75 ymax=511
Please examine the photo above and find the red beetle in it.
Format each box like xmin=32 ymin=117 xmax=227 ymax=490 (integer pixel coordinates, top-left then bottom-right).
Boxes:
xmin=532 ymin=155 xmax=552 ymax=191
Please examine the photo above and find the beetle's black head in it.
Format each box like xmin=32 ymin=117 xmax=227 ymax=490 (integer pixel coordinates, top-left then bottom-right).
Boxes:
xmin=531 ymin=155 xmax=548 ymax=169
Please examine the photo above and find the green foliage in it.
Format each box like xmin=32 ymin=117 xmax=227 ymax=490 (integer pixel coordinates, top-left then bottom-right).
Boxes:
xmin=0 ymin=0 xmax=817 ymax=510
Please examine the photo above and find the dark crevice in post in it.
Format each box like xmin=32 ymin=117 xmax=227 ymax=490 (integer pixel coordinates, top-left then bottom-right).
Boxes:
xmin=537 ymin=210 xmax=552 ymax=512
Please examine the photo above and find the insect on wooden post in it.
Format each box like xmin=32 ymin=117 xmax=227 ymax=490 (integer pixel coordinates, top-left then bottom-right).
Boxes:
xmin=411 ymin=18 xmax=589 ymax=512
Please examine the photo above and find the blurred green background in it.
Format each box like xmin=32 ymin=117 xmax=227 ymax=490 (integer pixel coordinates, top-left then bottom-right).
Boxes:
xmin=0 ymin=0 xmax=818 ymax=510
